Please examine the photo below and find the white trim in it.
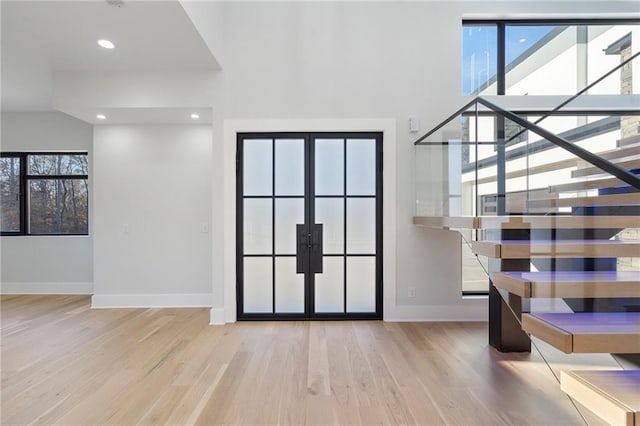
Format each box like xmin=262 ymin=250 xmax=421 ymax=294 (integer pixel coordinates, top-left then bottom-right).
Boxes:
xmin=385 ymin=302 xmax=488 ymax=322
xmin=91 ymin=293 xmax=212 ymax=309
xmin=209 ymin=308 xmax=226 ymax=325
xmin=222 ymin=118 xmax=397 ymax=323
xmin=0 ymin=282 xmax=93 ymax=295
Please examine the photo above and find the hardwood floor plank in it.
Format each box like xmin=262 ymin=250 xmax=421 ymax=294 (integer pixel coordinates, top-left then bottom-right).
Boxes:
xmin=1 ymin=296 xmax=613 ymax=425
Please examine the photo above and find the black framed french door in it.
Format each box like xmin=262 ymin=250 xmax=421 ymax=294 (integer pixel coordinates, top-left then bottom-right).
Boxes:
xmin=236 ymin=132 xmax=382 ymax=320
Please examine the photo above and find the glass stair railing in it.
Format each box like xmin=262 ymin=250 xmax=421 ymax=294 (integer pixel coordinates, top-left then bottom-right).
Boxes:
xmin=413 ymin=52 xmax=640 ymax=424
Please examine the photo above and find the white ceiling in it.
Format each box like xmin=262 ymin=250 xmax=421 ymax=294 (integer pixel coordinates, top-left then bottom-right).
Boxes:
xmin=1 ymin=0 xmax=219 ymax=114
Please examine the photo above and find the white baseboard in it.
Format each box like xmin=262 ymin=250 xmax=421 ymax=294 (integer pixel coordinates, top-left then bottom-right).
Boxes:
xmin=0 ymin=282 xmax=93 ymax=295
xmin=91 ymin=293 xmax=212 ymax=308
xmin=209 ymin=308 xmax=226 ymax=325
xmin=384 ymin=302 xmax=488 ymax=322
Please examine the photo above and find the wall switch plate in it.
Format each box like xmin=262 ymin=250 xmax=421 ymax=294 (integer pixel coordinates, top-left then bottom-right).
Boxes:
xmin=409 ymin=115 xmax=420 ymax=133
xmin=201 ymin=223 xmax=209 ymax=233
xmin=123 ymin=224 xmax=129 ymax=234
xmin=408 ymin=287 xmax=416 ymax=298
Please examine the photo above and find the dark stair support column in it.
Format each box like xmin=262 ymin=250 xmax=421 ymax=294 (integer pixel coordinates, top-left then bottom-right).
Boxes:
xmin=613 ymin=354 xmax=640 ymax=369
xmin=488 ymin=227 xmax=532 ymax=352
xmin=489 ymin=259 xmax=532 ymax=352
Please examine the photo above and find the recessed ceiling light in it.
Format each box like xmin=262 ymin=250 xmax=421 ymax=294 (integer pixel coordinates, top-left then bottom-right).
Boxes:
xmin=191 ymin=113 xmax=200 ymax=119
xmin=96 ymin=114 xmax=107 ymax=120
xmin=98 ymin=39 xmax=115 ymax=49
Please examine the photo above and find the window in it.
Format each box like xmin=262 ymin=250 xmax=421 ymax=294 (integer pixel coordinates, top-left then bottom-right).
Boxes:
xmin=462 ymin=19 xmax=640 ymax=96
xmin=0 ymin=153 xmax=88 ymax=235
xmin=0 ymin=155 xmax=21 ymax=233
xmin=462 ymin=25 xmax=497 ymax=96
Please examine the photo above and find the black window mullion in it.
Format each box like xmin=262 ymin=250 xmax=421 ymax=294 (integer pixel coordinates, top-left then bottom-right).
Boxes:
xmin=463 ymin=18 xmax=640 ymax=26
xmin=306 ymin=134 xmax=314 ymax=316
xmin=25 ymin=175 xmax=88 ymax=180
xmin=20 ymin=154 xmax=27 ymax=235
xmin=375 ymin=135 xmax=383 ymax=317
xmin=343 ymin=138 xmax=348 ymax=315
xmin=236 ymin=136 xmax=244 ymax=318
xmin=497 ymin=22 xmax=505 ymax=96
xmin=271 ymin=139 xmax=276 ymax=315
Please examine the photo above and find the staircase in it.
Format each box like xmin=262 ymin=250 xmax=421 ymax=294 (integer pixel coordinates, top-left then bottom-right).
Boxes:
xmin=414 ymin=97 xmax=640 ymax=424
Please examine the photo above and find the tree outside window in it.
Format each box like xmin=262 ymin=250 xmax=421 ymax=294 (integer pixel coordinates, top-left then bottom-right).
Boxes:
xmin=0 ymin=153 xmax=88 ymax=235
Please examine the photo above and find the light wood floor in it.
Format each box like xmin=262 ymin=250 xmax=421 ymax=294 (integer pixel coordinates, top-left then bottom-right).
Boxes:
xmin=0 ymin=295 xmax=615 ymax=425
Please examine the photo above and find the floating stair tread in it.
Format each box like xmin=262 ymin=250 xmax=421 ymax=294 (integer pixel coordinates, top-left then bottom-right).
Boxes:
xmin=522 ymin=312 xmax=640 ymax=354
xmin=550 ymin=176 xmax=628 ymax=193
xmin=492 ymin=271 xmax=640 ymax=298
xmin=412 ymin=216 xmax=477 ymax=229
xmin=527 ymin=192 xmax=640 ymax=208
xmin=413 ymin=215 xmax=640 ymax=230
xmin=600 ymin=141 xmax=640 ymax=160
xmin=619 ymin=134 xmax=640 ymax=147
xmin=561 ymin=370 xmax=640 ymax=426
xmin=476 ymin=158 xmax=578 ymax=185
xmin=472 ymin=239 xmax=640 ymax=259
xmin=478 ymin=215 xmax=640 ymax=229
xmin=572 ymin=158 xmax=640 ymax=178
xmin=475 ymin=144 xmax=640 ymax=185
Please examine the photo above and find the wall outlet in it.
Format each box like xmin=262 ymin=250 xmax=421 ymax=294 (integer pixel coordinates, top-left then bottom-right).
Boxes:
xmin=408 ymin=287 xmax=416 ymax=298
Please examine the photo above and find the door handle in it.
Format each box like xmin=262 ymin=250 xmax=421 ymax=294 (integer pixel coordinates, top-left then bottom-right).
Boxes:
xmin=310 ymin=224 xmax=323 ymax=273
xmin=296 ymin=224 xmax=307 ymax=273
xmin=296 ymin=224 xmax=323 ymax=274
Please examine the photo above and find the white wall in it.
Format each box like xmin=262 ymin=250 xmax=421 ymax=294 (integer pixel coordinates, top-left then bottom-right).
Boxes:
xmin=92 ymin=124 xmax=212 ymax=307
xmin=6 ymin=1 xmax=636 ymax=318
xmin=53 ymin=71 xmax=216 ymax=124
xmin=180 ymin=0 xmax=640 ymax=322
xmin=0 ymin=112 xmax=93 ymax=294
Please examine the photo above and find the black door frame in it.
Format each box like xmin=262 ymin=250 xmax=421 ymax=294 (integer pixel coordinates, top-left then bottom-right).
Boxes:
xmin=236 ymin=132 xmax=383 ymax=320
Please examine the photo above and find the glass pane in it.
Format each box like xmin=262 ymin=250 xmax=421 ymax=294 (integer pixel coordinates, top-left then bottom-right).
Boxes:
xmin=243 ymin=257 xmax=272 ymax=313
xmin=28 ymin=179 xmax=88 ymax=234
xmin=586 ymin=25 xmax=639 ymax=95
xmin=346 ymin=139 xmax=376 ymax=196
xmin=243 ymin=139 xmax=272 ymax=196
xmin=315 ymin=198 xmax=344 ymax=254
xmin=315 ymin=139 xmax=344 ymax=195
xmin=28 ymin=154 xmax=87 ymax=175
xmin=346 ymin=256 xmax=376 ymax=313
xmin=275 ymin=139 xmax=304 ymax=196
xmin=243 ymin=199 xmax=272 ymax=254
xmin=505 ymin=24 xmax=640 ymax=95
xmin=275 ymin=257 xmax=304 ymax=313
xmin=462 ymin=25 xmax=497 ymax=95
xmin=275 ymin=199 xmax=304 ymax=254
xmin=1 ymin=157 xmax=21 ymax=232
xmin=505 ymin=25 xmax=571 ymax=95
xmin=346 ymin=198 xmax=376 ymax=254
xmin=314 ymin=257 xmax=344 ymax=313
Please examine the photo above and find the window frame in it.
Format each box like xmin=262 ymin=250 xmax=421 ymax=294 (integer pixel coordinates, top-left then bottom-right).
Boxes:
xmin=460 ymin=18 xmax=640 ymax=296
xmin=0 ymin=152 xmax=89 ymax=236
xmin=462 ymin=18 xmax=640 ymax=96
xmin=0 ymin=153 xmax=26 ymax=236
